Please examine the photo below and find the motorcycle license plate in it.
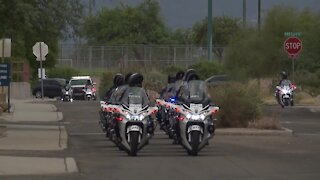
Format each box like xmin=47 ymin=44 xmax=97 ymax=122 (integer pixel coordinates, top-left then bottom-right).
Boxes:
xmin=66 ymin=92 xmax=69 ymax=95
xmin=188 ymin=125 xmax=201 ymax=133
xmin=190 ymin=104 xmax=203 ymax=112
xmin=127 ymin=125 xmax=140 ymax=132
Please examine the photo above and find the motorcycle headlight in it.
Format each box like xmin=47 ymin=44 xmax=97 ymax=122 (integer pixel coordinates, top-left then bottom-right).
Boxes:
xmin=139 ymin=114 xmax=145 ymax=121
xmin=186 ymin=113 xmax=191 ymax=119
xmin=191 ymin=114 xmax=200 ymax=120
xmin=126 ymin=114 xmax=131 ymax=119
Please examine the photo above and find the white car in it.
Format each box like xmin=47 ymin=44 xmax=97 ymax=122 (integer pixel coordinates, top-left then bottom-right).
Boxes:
xmin=69 ymin=76 xmax=96 ymax=100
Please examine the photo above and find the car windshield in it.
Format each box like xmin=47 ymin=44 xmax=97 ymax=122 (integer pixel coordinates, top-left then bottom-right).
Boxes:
xmin=55 ymin=79 xmax=67 ymax=86
xmin=70 ymin=79 xmax=90 ymax=86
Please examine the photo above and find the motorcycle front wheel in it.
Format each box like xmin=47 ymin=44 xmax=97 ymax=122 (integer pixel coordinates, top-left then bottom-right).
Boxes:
xmin=128 ymin=131 xmax=139 ymax=156
xmin=189 ymin=131 xmax=201 ymax=156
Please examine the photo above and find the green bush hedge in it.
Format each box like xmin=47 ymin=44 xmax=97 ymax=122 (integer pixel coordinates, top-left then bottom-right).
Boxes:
xmin=209 ymin=83 xmax=262 ymax=128
xmin=47 ymin=67 xmax=80 ymax=80
xmin=189 ymin=60 xmax=225 ymax=80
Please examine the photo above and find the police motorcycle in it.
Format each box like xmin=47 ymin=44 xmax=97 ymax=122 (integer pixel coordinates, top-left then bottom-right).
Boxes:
xmin=99 ymin=74 xmax=126 ymax=137
xmin=83 ymin=87 xmax=94 ymax=101
xmin=167 ymin=77 xmax=219 ymax=156
xmin=156 ymin=97 xmax=177 ymax=139
xmin=275 ymin=80 xmax=297 ymax=107
xmin=101 ymin=73 xmax=158 ymax=156
xmin=61 ymin=83 xmax=73 ymax=102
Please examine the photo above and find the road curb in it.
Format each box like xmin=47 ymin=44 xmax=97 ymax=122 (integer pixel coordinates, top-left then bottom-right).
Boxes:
xmin=0 ymin=125 xmax=6 ymax=138
xmin=65 ymin=157 xmax=78 ymax=173
xmin=57 ymin=112 xmax=63 ymax=121
xmin=215 ymin=127 xmax=293 ymax=136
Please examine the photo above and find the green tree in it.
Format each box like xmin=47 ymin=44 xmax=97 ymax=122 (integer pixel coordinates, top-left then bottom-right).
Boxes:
xmin=82 ymin=0 xmax=171 ymax=44
xmin=190 ymin=16 xmax=241 ymax=60
xmin=225 ymin=5 xmax=320 ymax=83
xmin=0 ymin=0 xmax=83 ymax=76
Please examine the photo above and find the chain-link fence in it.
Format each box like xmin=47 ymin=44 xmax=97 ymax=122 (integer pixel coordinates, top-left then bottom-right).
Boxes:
xmin=58 ymin=44 xmax=222 ymax=69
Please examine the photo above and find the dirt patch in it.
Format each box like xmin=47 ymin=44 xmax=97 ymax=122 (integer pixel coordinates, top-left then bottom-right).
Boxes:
xmin=248 ymin=116 xmax=282 ymax=130
xmin=296 ymin=92 xmax=320 ymax=105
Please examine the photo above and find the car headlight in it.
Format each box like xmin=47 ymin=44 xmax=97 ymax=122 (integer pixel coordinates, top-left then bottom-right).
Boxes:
xmin=126 ymin=114 xmax=131 ymax=119
xmin=200 ymin=114 xmax=205 ymax=120
xmin=186 ymin=113 xmax=191 ymax=119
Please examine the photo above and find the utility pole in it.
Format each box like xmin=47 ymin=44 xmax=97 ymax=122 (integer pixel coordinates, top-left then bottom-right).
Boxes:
xmin=243 ymin=0 xmax=247 ymax=27
xmin=258 ymin=0 xmax=261 ymax=31
xmin=88 ymin=0 xmax=95 ymax=17
xmin=208 ymin=0 xmax=213 ymax=61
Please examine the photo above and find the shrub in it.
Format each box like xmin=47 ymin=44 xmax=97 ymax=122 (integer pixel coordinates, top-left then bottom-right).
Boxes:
xmin=47 ymin=67 xmax=80 ymax=80
xmin=161 ymin=65 xmax=184 ymax=75
xmin=210 ymin=83 xmax=262 ymax=128
xmin=189 ymin=60 xmax=224 ymax=80
xmin=144 ymin=69 xmax=167 ymax=92
xmin=99 ymin=71 xmax=116 ymax=99
xmin=295 ymin=70 xmax=320 ymax=96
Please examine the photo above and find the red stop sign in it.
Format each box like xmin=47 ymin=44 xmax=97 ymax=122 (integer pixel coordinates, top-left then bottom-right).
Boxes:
xmin=284 ymin=37 xmax=302 ymax=57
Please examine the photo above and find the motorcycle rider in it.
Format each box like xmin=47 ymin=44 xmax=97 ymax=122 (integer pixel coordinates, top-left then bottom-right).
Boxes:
xmin=160 ymin=74 xmax=176 ymax=101
xmin=104 ymin=73 xmax=125 ymax=101
xmin=85 ymin=79 xmax=93 ymax=90
xmin=175 ymin=72 xmax=216 ymax=144
xmin=275 ymin=71 xmax=293 ymax=104
xmin=110 ymin=72 xmax=133 ymax=103
xmin=61 ymin=80 xmax=73 ymax=101
xmin=118 ymin=73 xmax=155 ymax=134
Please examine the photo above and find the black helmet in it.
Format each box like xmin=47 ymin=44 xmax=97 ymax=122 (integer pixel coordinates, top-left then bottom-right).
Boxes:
xmin=184 ymin=69 xmax=197 ymax=81
xmin=113 ymin=73 xmax=125 ymax=87
xmin=187 ymin=72 xmax=200 ymax=82
xmin=280 ymin=71 xmax=288 ymax=79
xmin=168 ymin=74 xmax=176 ymax=84
xmin=125 ymin=73 xmax=133 ymax=84
xmin=128 ymin=73 xmax=144 ymax=87
xmin=175 ymin=71 xmax=185 ymax=80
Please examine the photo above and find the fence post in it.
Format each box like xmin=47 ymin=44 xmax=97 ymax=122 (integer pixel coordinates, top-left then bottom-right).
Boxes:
xmin=174 ymin=47 xmax=176 ymax=65
xmin=89 ymin=46 xmax=92 ymax=69
xmin=101 ymin=46 xmax=105 ymax=68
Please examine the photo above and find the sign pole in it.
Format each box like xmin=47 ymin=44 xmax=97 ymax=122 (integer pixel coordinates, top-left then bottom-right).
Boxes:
xmin=292 ymin=57 xmax=295 ymax=82
xmin=7 ymin=64 xmax=10 ymax=113
xmin=1 ymin=40 xmax=4 ymax=93
xmin=208 ymin=0 xmax=213 ymax=61
xmin=40 ymin=43 xmax=44 ymax=100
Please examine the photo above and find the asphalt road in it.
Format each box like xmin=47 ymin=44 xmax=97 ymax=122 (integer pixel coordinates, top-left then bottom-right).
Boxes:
xmin=3 ymin=101 xmax=320 ymax=180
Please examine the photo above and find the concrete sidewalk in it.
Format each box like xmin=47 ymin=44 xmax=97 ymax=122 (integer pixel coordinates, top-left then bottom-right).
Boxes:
xmin=0 ymin=99 xmax=78 ymax=176
xmin=4 ymin=99 xmax=63 ymax=122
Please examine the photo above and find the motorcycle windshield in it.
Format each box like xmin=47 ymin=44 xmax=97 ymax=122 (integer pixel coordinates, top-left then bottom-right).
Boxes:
xmin=120 ymin=87 xmax=150 ymax=107
xmin=181 ymin=80 xmax=208 ymax=104
xmin=280 ymin=80 xmax=292 ymax=87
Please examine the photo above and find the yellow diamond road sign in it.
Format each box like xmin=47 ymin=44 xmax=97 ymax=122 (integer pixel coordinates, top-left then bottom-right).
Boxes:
xmin=33 ymin=42 xmax=48 ymax=61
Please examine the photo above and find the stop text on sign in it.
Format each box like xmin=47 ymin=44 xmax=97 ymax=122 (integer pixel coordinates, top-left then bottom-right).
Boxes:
xmin=285 ymin=42 xmax=302 ymax=49
xmin=283 ymin=37 xmax=302 ymax=58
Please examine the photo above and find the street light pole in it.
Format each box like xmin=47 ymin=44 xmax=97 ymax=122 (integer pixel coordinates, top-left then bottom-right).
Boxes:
xmin=208 ymin=0 xmax=213 ymax=61
xmin=243 ymin=0 xmax=247 ymax=27
xmin=258 ymin=0 xmax=261 ymax=31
